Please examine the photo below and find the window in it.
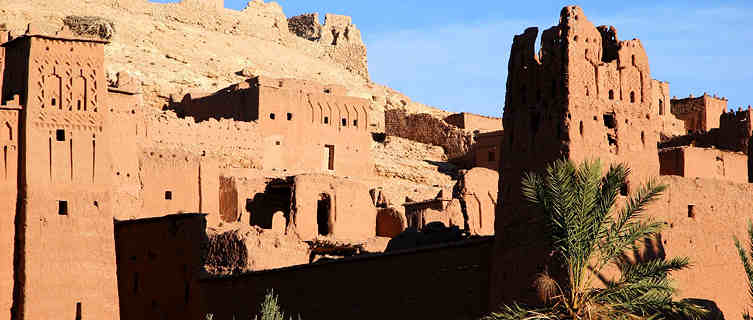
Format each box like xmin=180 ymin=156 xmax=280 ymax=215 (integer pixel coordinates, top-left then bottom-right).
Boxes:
xmin=688 ymin=204 xmax=695 ymax=218
xmin=58 ymin=200 xmax=68 ymax=215
xmin=353 ymin=119 xmax=358 ymax=127
xmin=165 ymin=191 xmax=173 ymax=200
xmin=317 ymin=193 xmax=332 ymax=236
xmin=51 ymin=98 xmax=56 ymax=106
xmin=77 ymin=100 xmax=82 ymax=110
xmin=659 ymin=100 xmax=664 ymax=115
xmin=324 ymin=145 xmax=335 ymax=171
xmin=341 ymin=118 xmax=347 ymax=126
xmin=287 ymin=112 xmax=293 ymax=121
xmin=602 ymin=113 xmax=617 ymax=129
xmin=630 ymin=91 xmax=635 ymax=103
xmin=75 ymin=302 xmax=82 ymax=320
xmin=608 ymin=90 xmax=615 ymax=100
xmin=269 ymin=113 xmax=275 ymax=120
xmin=323 ymin=116 xmax=329 ymax=124
xmin=56 ymin=129 xmax=65 ymax=141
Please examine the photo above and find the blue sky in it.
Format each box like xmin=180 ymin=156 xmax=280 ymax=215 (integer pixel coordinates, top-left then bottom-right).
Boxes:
xmin=153 ymin=0 xmax=753 ymax=117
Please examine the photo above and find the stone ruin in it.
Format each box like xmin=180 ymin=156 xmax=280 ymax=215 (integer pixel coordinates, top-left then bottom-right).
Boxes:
xmin=288 ymin=13 xmax=370 ymax=81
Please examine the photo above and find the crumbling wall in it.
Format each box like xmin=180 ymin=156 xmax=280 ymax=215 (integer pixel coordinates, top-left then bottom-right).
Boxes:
xmin=670 ymin=94 xmax=727 ymax=133
xmin=287 ymin=13 xmax=370 ymax=80
xmin=206 ymin=225 xmax=309 ymax=274
xmin=659 ymin=147 xmax=747 ymax=183
xmin=291 ymin=174 xmax=376 ymax=241
xmin=385 ymin=109 xmax=474 ymax=159
xmin=180 ymin=0 xmax=224 ymax=11
xmin=494 ymin=5 xmax=662 ymax=307
xmin=200 ymin=237 xmax=493 ymax=320
xmin=456 ymin=168 xmax=497 ymax=235
xmin=659 ymin=108 xmax=753 ymax=154
xmin=651 ymin=80 xmax=685 ymax=138
xmin=444 ymin=112 xmax=503 ymax=132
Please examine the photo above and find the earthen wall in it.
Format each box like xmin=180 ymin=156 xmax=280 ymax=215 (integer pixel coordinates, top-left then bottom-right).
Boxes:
xmin=471 ymin=130 xmax=502 ymax=170
xmin=659 ymin=147 xmax=747 ymax=183
xmin=670 ymin=94 xmax=727 ymax=133
xmin=200 ymin=237 xmax=493 ymax=320
xmin=0 ymin=106 xmax=19 ymax=320
xmin=444 ymin=112 xmax=503 ymax=132
xmin=385 ymin=109 xmax=474 ymax=159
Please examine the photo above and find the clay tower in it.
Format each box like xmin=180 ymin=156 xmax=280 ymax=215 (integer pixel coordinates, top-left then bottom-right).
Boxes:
xmin=3 ymin=26 xmax=120 ymax=319
xmin=490 ymin=6 xmax=661 ymax=307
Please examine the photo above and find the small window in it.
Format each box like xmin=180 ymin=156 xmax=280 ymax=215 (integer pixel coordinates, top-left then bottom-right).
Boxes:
xmin=77 ymin=100 xmax=82 ymax=110
xmin=269 ymin=113 xmax=276 ymax=120
xmin=353 ymin=119 xmax=358 ymax=127
xmin=165 ymin=191 xmax=173 ymax=200
xmin=323 ymin=116 xmax=329 ymax=124
xmin=56 ymin=129 xmax=65 ymax=141
xmin=688 ymin=204 xmax=695 ymax=218
xmin=603 ymin=113 xmax=617 ymax=129
xmin=51 ymin=98 xmax=56 ymax=106
xmin=659 ymin=100 xmax=664 ymax=115
xmin=287 ymin=113 xmax=293 ymax=121
xmin=75 ymin=302 xmax=82 ymax=320
xmin=608 ymin=90 xmax=615 ymax=100
xmin=630 ymin=91 xmax=635 ymax=103
xmin=58 ymin=200 xmax=68 ymax=215
xmin=342 ymin=118 xmax=347 ymax=126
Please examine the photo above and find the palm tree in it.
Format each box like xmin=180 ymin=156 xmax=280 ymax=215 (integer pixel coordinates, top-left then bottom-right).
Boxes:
xmin=485 ymin=159 xmax=706 ymax=320
xmin=734 ymin=221 xmax=753 ymax=320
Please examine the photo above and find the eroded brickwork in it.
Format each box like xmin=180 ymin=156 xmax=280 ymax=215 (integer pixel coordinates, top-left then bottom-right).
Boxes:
xmin=671 ymin=94 xmax=727 ymax=133
xmin=385 ymin=109 xmax=474 ymax=159
xmin=288 ymin=13 xmax=370 ymax=81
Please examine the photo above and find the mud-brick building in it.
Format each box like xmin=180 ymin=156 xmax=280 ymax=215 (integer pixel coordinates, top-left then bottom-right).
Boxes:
xmin=174 ymin=76 xmax=373 ymax=178
xmin=0 ymin=27 xmax=120 ymax=319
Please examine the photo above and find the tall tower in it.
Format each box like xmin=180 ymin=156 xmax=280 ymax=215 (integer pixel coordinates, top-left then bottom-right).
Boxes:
xmin=490 ymin=6 xmax=661 ymax=307
xmin=4 ymin=26 xmax=119 ymax=319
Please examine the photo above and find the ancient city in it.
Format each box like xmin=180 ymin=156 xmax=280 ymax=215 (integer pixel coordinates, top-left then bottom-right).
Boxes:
xmin=0 ymin=0 xmax=751 ymax=319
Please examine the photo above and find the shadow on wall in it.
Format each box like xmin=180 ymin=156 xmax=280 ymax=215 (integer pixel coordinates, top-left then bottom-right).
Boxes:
xmin=592 ymin=234 xmax=725 ymax=320
xmin=424 ymin=160 xmax=460 ymax=179
xmin=385 ymin=222 xmax=468 ymax=252
xmin=247 ymin=183 xmax=291 ymax=230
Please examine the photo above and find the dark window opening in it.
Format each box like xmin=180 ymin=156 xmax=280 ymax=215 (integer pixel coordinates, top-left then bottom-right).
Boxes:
xmin=269 ymin=113 xmax=275 ymax=120
xmin=353 ymin=119 xmax=358 ymax=127
xmin=287 ymin=113 xmax=293 ymax=120
xmin=324 ymin=88 xmax=331 ymax=94
xmin=75 ymin=302 xmax=82 ymax=320
xmin=317 ymin=193 xmax=332 ymax=236
xmin=323 ymin=116 xmax=329 ymax=124
xmin=603 ymin=113 xmax=617 ymax=129
xmin=608 ymin=90 xmax=615 ymax=100
xmin=579 ymin=121 xmax=584 ymax=136
xmin=341 ymin=118 xmax=347 ymax=126
xmin=641 ymin=131 xmax=645 ymax=146
xmin=659 ymin=100 xmax=664 ymax=115
xmin=530 ymin=112 xmax=540 ymax=134
xmin=488 ymin=150 xmax=495 ymax=162
xmin=585 ymin=86 xmax=590 ymax=97
xmin=325 ymin=145 xmax=335 ymax=170
xmin=51 ymin=98 xmax=56 ymax=106
xmin=631 ymin=54 xmax=636 ymax=66
xmin=630 ymin=91 xmax=636 ymax=103
xmin=77 ymin=100 xmax=82 ymax=110
xmin=56 ymin=129 xmax=65 ymax=141
xmin=688 ymin=204 xmax=695 ymax=218
xmin=607 ymin=134 xmax=618 ymax=148
xmin=134 ymin=272 xmax=140 ymax=294
xmin=165 ymin=191 xmax=172 ymax=200
xmin=58 ymin=200 xmax=68 ymax=215
xmin=275 ymin=141 xmax=281 ymax=146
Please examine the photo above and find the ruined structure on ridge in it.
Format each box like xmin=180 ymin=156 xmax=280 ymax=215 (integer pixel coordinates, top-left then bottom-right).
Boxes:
xmin=288 ymin=13 xmax=370 ymax=81
xmin=491 ymin=6 xmax=753 ymax=317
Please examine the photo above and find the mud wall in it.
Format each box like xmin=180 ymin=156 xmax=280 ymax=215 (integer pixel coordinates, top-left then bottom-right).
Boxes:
xmin=659 ymin=147 xmax=747 ymax=183
xmin=385 ymin=109 xmax=474 ymax=159
xmin=200 ymin=237 xmax=493 ymax=320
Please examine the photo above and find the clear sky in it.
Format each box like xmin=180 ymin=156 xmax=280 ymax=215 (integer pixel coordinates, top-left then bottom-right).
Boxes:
xmin=152 ymin=0 xmax=753 ymax=117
